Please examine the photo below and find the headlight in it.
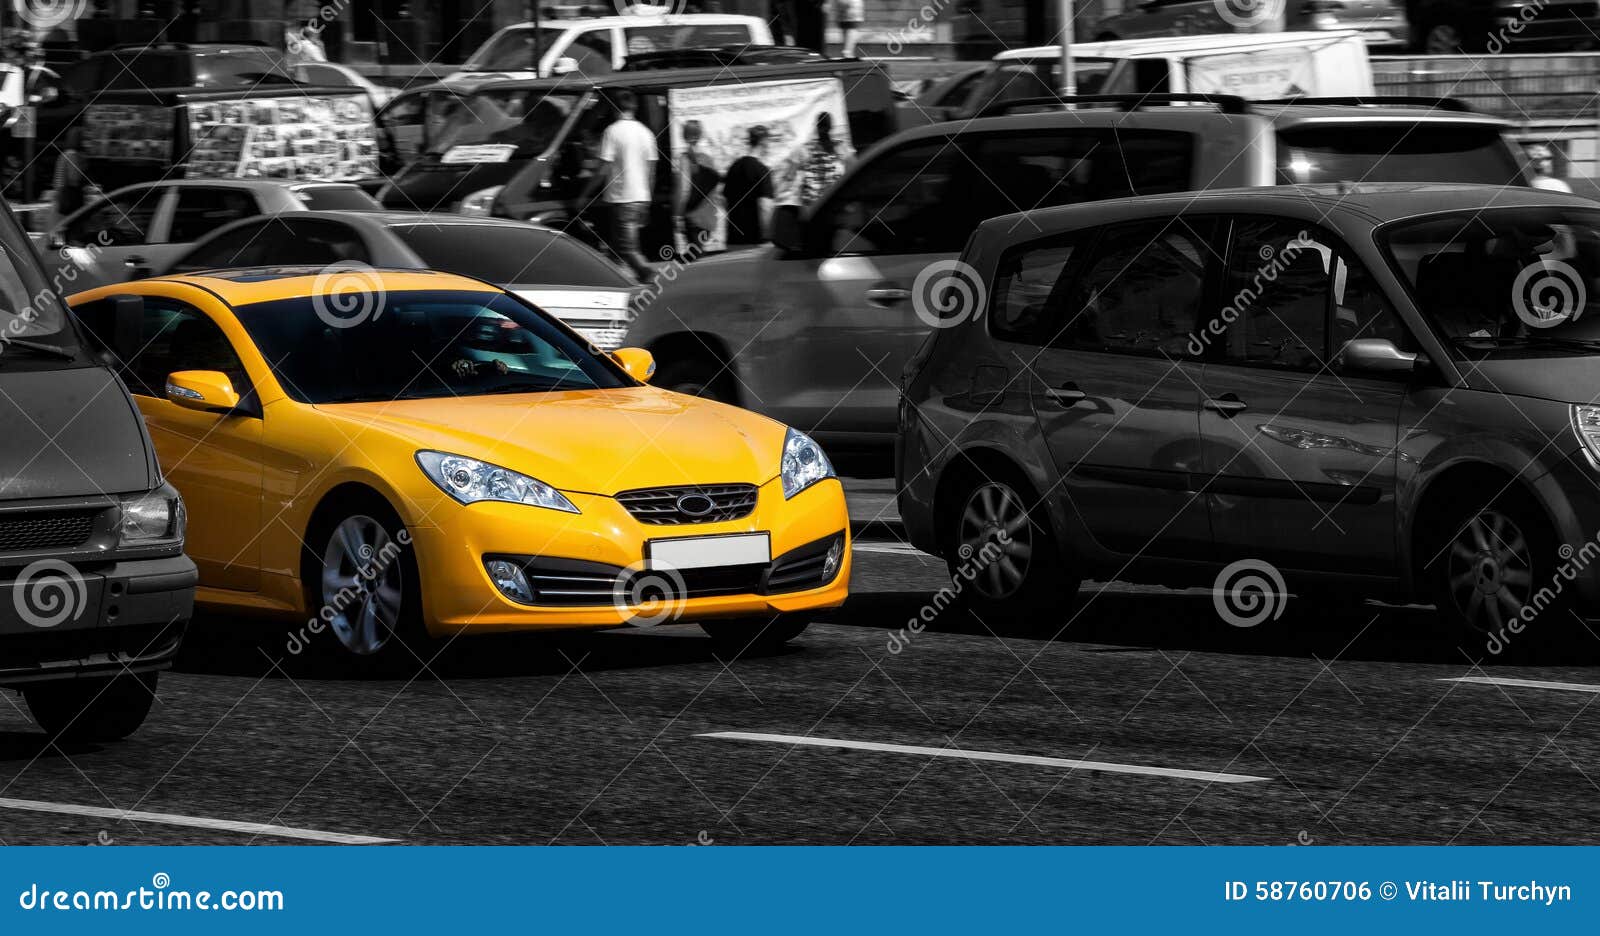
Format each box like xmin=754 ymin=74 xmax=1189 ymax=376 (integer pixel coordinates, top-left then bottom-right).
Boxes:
xmin=415 ymin=450 xmax=579 ymax=513
xmin=458 ymin=185 xmax=503 ymax=217
xmin=119 ymin=488 xmax=184 ymax=544
xmin=1574 ymin=405 xmax=1600 ymax=467
xmin=780 ymin=427 xmax=834 ymax=499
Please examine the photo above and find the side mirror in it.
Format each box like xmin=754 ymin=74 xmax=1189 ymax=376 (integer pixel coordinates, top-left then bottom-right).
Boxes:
xmin=771 ymin=205 xmax=803 ymax=254
xmin=551 ymin=56 xmax=579 ymax=75
xmin=165 ymin=370 xmax=242 ymax=413
xmin=611 ymin=347 xmax=656 ymax=383
xmin=1338 ymin=338 xmax=1423 ymax=374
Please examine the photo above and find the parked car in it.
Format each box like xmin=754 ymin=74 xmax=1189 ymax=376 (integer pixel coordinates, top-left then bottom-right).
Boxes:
xmin=43 ymin=179 xmax=380 ymax=289
xmin=156 ymin=211 xmax=640 ymax=350
xmin=447 ymin=12 xmax=774 ymax=81
xmin=1094 ymin=0 xmax=1408 ymax=47
xmin=1408 ymin=0 xmax=1600 ymax=52
xmin=0 ymin=192 xmax=195 ymax=741
xmin=898 ymin=183 xmax=1600 ymax=640
xmin=68 ymin=268 xmax=848 ymax=666
xmin=624 ymin=95 xmax=1534 ymax=451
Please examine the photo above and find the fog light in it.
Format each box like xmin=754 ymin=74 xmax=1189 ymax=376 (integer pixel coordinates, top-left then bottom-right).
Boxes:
xmin=822 ymin=537 xmax=844 ymax=582
xmin=486 ymin=559 xmax=534 ymax=603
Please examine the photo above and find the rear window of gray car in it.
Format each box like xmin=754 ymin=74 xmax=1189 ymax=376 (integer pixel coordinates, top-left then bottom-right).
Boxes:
xmin=394 ymin=224 xmax=635 ymax=288
xmin=1275 ymin=124 xmax=1524 ymax=186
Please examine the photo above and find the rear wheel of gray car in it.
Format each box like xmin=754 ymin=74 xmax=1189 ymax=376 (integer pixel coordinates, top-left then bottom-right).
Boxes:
xmin=25 ymin=671 xmax=158 ymax=743
xmin=1424 ymin=491 xmax=1557 ymax=650
xmin=946 ymin=475 xmax=1078 ymax=626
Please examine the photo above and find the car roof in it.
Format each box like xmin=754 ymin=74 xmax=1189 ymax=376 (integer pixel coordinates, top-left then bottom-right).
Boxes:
xmin=443 ymin=57 xmax=877 ymax=93
xmin=995 ymin=31 xmax=1365 ymax=60
xmin=146 ymin=268 xmax=497 ymax=306
xmin=978 ymin=183 xmax=1592 ymax=241
xmin=493 ymin=13 xmax=765 ymax=29
xmin=105 ymin=179 xmax=361 ymax=195
xmin=224 ymin=209 xmax=546 ymax=230
xmin=921 ymin=100 xmax=1511 ymax=134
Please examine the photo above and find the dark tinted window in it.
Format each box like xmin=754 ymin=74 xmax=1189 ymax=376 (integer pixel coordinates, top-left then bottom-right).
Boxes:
xmin=1057 ymin=219 xmax=1213 ymax=356
xmin=172 ymin=221 xmax=272 ymax=272
xmin=624 ymin=24 xmax=751 ymax=56
xmin=64 ymin=186 xmax=163 ymax=247
xmin=1215 ymin=218 xmax=1334 ymax=370
xmin=77 ymin=298 xmax=249 ymax=398
xmin=1276 ymin=125 xmax=1524 ymax=186
xmin=168 ymin=187 xmax=258 ymax=243
xmin=233 ymin=290 xmax=628 ymax=404
xmin=965 ymin=129 xmax=1192 ymax=215
xmin=990 ymin=239 xmax=1082 ymax=344
xmin=815 ymin=139 xmax=965 ymax=255
xmin=106 ymin=53 xmax=187 ymax=89
xmin=263 ymin=219 xmax=371 ymax=265
xmin=191 ymin=49 xmax=295 ymax=87
xmin=394 ymin=224 xmax=634 ymax=287
xmin=294 ymin=185 xmax=380 ymax=211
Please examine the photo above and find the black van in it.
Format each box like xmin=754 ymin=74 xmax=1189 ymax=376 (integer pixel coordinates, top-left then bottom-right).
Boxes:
xmin=0 ymin=197 xmax=195 ymax=742
xmin=375 ymin=58 xmax=898 ymax=257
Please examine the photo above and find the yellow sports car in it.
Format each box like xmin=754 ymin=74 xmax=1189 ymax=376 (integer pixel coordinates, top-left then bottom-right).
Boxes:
xmin=69 ymin=268 xmax=848 ymax=664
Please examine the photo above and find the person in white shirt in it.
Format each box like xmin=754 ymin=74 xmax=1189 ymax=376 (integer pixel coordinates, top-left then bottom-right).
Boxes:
xmin=1525 ymin=143 xmax=1572 ymax=194
xmin=581 ymin=89 xmax=658 ymax=281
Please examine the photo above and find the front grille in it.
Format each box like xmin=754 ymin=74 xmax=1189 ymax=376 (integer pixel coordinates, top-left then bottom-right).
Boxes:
xmin=0 ymin=510 xmax=97 ymax=552
xmin=615 ymin=484 xmax=758 ymax=525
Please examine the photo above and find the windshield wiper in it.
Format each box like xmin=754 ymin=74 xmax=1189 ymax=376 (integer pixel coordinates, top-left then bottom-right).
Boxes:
xmin=0 ymin=338 xmax=77 ymax=362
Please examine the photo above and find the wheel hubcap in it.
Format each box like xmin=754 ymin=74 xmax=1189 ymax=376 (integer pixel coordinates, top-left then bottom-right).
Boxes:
xmin=958 ymin=482 xmax=1034 ymax=600
xmin=321 ymin=515 xmax=404 ymax=656
xmin=1445 ymin=509 xmax=1534 ymax=635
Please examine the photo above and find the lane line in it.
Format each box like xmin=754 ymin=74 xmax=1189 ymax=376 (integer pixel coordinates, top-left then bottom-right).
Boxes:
xmin=697 ymin=731 xmax=1271 ymax=784
xmin=851 ymin=542 xmax=928 ymax=556
xmin=1442 ymin=676 xmax=1600 ymax=694
xmin=0 ymin=797 xmax=395 ymax=844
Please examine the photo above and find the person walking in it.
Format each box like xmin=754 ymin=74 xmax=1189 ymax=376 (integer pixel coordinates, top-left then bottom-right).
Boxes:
xmin=674 ymin=119 xmax=720 ymax=252
xmin=582 ymin=89 xmax=658 ymax=281
xmin=799 ymin=111 xmax=845 ymax=205
xmin=722 ymin=126 xmax=774 ymax=247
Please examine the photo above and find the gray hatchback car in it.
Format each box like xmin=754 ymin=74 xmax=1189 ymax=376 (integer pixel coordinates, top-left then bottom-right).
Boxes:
xmin=898 ymin=184 xmax=1600 ymax=643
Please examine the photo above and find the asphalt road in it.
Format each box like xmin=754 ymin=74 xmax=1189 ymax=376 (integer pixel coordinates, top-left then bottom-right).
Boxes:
xmin=3 ymin=538 xmax=1600 ymax=845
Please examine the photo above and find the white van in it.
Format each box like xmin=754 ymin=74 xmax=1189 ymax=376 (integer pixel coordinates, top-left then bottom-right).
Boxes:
xmin=447 ymin=12 xmax=774 ymax=81
xmin=906 ymin=31 xmax=1374 ymax=124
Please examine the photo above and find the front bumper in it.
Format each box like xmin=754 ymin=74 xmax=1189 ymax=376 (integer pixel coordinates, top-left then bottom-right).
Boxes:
xmin=409 ymin=477 xmax=851 ymax=634
xmin=0 ymin=554 xmax=196 ymax=686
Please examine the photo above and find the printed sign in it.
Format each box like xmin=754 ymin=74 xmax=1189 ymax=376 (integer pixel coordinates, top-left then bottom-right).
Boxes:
xmin=441 ymin=143 xmax=517 ymax=164
xmin=1186 ymin=48 xmax=1315 ymax=99
xmin=184 ymin=95 xmax=378 ymax=181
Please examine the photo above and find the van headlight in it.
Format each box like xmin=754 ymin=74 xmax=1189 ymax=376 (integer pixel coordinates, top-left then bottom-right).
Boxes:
xmin=416 ymin=450 xmax=579 ymax=513
xmin=119 ymin=487 xmax=185 ymax=544
xmin=459 ymin=186 xmax=503 ymax=216
xmin=780 ymin=428 xmax=834 ymax=499
xmin=1574 ymin=405 xmax=1600 ymax=467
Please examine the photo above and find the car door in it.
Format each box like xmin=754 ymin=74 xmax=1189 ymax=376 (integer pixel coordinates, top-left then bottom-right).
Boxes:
xmin=1197 ymin=216 xmax=1407 ymax=574
xmin=75 ymin=295 xmax=264 ymax=590
xmin=749 ymin=136 xmax=968 ymax=439
xmin=1025 ymin=217 xmax=1216 ymax=557
xmin=55 ymin=185 xmax=172 ymax=288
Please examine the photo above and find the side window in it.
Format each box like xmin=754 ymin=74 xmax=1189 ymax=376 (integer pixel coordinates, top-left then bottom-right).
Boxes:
xmin=1058 ymin=218 xmax=1213 ymax=356
xmin=1217 ymin=218 xmax=1336 ymax=370
xmin=965 ymin=130 xmax=1193 ymax=217
xmin=63 ymin=187 xmax=162 ymax=247
xmin=566 ymin=30 xmax=614 ymax=76
xmin=376 ymin=91 xmax=426 ymax=172
xmin=172 ymin=221 xmax=271 ymax=272
xmin=274 ymin=220 xmax=371 ymax=264
xmin=167 ymin=188 xmax=259 ymax=243
xmin=1332 ymin=249 xmax=1410 ymax=360
xmin=813 ymin=139 xmax=965 ymax=256
xmin=991 ymin=238 xmax=1082 ymax=344
xmin=89 ymin=300 xmax=249 ymax=399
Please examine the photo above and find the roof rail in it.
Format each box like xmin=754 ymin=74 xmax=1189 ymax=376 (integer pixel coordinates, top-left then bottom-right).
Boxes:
xmin=1262 ymin=95 xmax=1475 ymax=112
xmin=973 ymin=92 xmax=1251 ymax=119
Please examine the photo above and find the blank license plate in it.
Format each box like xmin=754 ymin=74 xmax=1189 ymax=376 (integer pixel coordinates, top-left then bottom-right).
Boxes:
xmin=648 ymin=533 xmax=770 ymax=570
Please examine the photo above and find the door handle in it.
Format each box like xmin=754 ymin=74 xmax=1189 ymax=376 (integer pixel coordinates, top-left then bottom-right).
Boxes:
xmin=865 ymin=286 xmax=911 ymax=306
xmin=1203 ymin=395 xmax=1247 ymax=417
xmin=1045 ymin=383 xmax=1086 ymax=406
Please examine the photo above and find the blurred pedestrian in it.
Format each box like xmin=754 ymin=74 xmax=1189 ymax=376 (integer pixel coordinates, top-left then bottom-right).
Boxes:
xmin=723 ymin=126 xmax=774 ymax=246
xmin=1524 ymin=143 xmax=1571 ymax=193
xmin=832 ymin=0 xmax=863 ymax=56
xmin=800 ymin=111 xmax=845 ymax=205
xmin=51 ymin=126 xmax=88 ymax=224
xmin=675 ymin=119 xmax=720 ymax=251
xmin=582 ymin=89 xmax=658 ymax=281
xmin=284 ymin=19 xmax=327 ymax=65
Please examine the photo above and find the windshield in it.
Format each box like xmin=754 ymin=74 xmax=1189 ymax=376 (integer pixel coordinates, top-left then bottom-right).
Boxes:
xmin=233 ymin=288 xmax=629 ymax=403
xmin=1383 ymin=207 xmax=1600 ymax=354
xmin=394 ymin=224 xmax=634 ymax=287
xmin=424 ymin=88 xmax=584 ymax=157
xmin=295 ymin=185 xmax=380 ymax=211
xmin=1277 ymin=125 xmax=1524 ymax=186
xmin=0 ymin=202 xmax=86 ymax=369
xmin=462 ymin=27 xmax=566 ymax=71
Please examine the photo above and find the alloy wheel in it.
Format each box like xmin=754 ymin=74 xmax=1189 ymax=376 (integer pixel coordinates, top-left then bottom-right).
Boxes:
xmin=1444 ymin=509 xmax=1535 ymax=635
xmin=321 ymin=514 xmax=405 ymax=656
xmin=958 ymin=482 xmax=1034 ymax=601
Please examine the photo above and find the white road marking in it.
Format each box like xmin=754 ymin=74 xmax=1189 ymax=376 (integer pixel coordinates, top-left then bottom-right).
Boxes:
xmin=1442 ymin=676 xmax=1600 ymax=694
xmin=0 ymin=797 xmax=395 ymax=844
xmin=851 ymin=542 xmax=929 ymax=556
xmin=697 ymin=731 xmax=1271 ymax=784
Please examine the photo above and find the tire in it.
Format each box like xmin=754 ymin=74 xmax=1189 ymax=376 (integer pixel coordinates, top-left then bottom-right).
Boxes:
xmin=1422 ymin=488 xmax=1556 ymax=651
xmin=942 ymin=471 xmax=1077 ymax=626
xmin=25 ymin=672 xmax=158 ymax=744
xmin=654 ymin=355 xmax=734 ymax=403
xmin=700 ymin=616 xmax=809 ymax=655
xmin=304 ymin=495 xmax=428 ymax=672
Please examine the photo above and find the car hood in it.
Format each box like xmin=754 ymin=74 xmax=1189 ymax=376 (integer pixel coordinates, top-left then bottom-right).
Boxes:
xmin=0 ymin=366 xmax=153 ymax=498
xmin=316 ymin=386 xmax=788 ymax=495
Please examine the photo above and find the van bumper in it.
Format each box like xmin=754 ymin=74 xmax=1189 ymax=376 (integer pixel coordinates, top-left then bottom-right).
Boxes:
xmin=0 ymin=555 xmax=196 ymax=686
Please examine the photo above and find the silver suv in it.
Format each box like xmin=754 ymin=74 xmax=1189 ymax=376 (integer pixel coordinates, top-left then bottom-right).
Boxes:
xmin=625 ymin=96 xmax=1532 ymax=451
